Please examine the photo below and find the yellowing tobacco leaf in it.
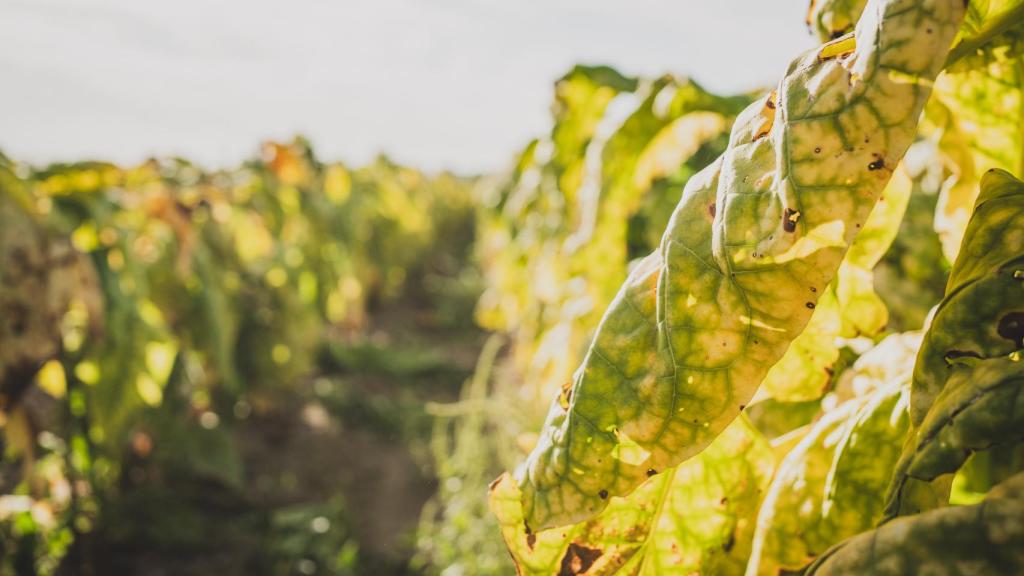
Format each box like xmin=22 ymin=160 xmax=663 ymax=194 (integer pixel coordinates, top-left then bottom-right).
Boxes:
xmin=509 ymin=0 xmax=965 ymax=530
xmin=491 ymin=417 xmax=773 ymax=575
xmin=746 ymin=342 xmax=914 ymax=575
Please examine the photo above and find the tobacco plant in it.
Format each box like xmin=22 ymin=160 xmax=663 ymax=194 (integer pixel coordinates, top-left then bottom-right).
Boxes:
xmin=489 ymin=0 xmax=1024 ymax=573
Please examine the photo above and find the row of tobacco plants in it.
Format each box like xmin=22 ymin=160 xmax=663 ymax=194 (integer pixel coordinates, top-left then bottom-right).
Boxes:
xmin=0 ymin=139 xmax=482 ymax=575
xmin=3 ymin=0 xmax=1024 ymax=574
xmin=438 ymin=0 xmax=1024 ymax=574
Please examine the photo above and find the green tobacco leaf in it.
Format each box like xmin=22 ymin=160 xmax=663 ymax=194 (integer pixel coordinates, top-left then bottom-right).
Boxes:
xmin=744 ymin=396 xmax=822 ymax=440
xmin=511 ymin=0 xmax=965 ymax=530
xmin=945 ymin=0 xmax=1024 ymax=67
xmin=746 ymin=378 xmax=911 ymax=575
xmin=490 ymin=417 xmax=773 ymax=576
xmin=552 ymin=66 xmax=640 ymax=209
xmin=568 ymin=76 xmax=740 ymax=308
xmin=807 ymin=471 xmax=1024 ymax=575
xmin=746 ymin=403 xmax=854 ymax=575
xmin=818 ymin=386 xmax=910 ymax=535
xmin=885 ymin=168 xmax=1024 ymax=518
xmin=806 ymin=0 xmax=869 ymax=42
xmin=951 ymin=443 xmax=1024 ymax=504
xmin=553 ymin=66 xmax=640 ymax=170
xmin=886 ymin=355 xmax=1024 ymax=516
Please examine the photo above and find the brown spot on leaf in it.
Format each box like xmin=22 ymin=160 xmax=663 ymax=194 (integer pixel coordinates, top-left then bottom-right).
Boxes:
xmin=783 ymin=208 xmax=800 ymax=233
xmin=997 ymin=312 xmax=1024 ymax=348
xmin=814 ymin=147 xmax=822 ymax=154
xmin=526 ymin=533 xmax=537 ymax=550
xmin=753 ymin=91 xmax=777 ymax=142
xmin=559 ymin=543 xmax=602 ymax=576
xmin=723 ymin=530 xmax=736 ymax=552
xmin=708 ymin=203 xmax=716 ymax=218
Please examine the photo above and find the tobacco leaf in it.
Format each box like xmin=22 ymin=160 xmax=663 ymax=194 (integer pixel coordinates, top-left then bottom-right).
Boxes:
xmin=808 ymin=471 xmax=1024 ymax=575
xmin=746 ymin=354 xmax=912 ymax=575
xmin=885 ymin=169 xmax=1024 ymax=519
xmin=491 ymin=417 xmax=773 ymax=575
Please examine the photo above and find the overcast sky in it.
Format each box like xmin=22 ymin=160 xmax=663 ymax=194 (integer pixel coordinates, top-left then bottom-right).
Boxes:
xmin=0 ymin=0 xmax=814 ymax=174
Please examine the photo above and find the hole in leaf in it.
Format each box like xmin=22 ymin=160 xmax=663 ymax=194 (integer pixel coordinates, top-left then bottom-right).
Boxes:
xmin=559 ymin=543 xmax=602 ymax=576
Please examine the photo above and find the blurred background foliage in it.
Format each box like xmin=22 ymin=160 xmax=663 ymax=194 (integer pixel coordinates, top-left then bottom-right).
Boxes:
xmin=0 ymin=139 xmax=482 ymax=575
xmin=1 ymin=5 xmax=1020 ymax=570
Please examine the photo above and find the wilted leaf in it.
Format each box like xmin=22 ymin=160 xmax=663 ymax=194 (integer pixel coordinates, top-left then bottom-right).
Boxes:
xmin=511 ymin=0 xmax=965 ymax=529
